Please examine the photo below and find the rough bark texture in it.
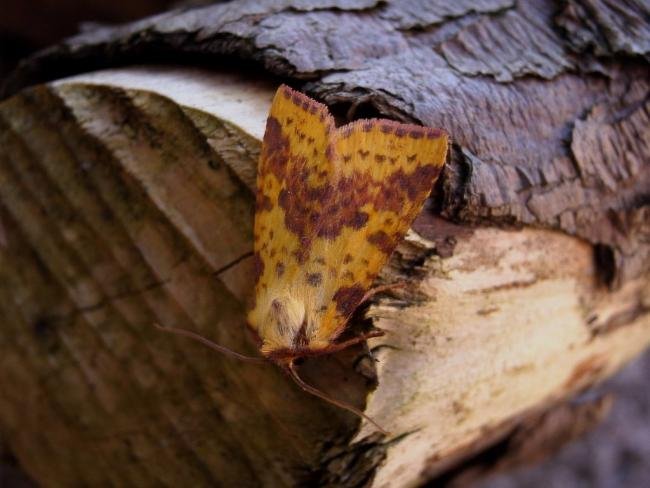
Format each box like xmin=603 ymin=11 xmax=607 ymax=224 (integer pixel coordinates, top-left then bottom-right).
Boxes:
xmin=0 ymin=0 xmax=648 ymax=487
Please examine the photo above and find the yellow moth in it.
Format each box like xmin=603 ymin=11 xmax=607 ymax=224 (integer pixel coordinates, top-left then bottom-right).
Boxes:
xmin=159 ymin=85 xmax=448 ymax=433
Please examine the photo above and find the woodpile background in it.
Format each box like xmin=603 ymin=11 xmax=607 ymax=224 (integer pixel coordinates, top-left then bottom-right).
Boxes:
xmin=0 ymin=1 xmax=648 ymax=486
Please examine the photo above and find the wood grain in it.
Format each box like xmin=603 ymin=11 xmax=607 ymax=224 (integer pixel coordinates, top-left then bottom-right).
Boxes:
xmin=0 ymin=67 xmax=648 ymax=487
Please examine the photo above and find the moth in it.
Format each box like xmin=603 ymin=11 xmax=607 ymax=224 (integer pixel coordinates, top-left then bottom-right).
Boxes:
xmin=159 ymin=85 xmax=448 ymax=432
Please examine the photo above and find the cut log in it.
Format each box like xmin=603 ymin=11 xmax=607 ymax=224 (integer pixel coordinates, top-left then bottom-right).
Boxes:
xmin=0 ymin=0 xmax=649 ymax=486
xmin=0 ymin=66 xmax=647 ymax=487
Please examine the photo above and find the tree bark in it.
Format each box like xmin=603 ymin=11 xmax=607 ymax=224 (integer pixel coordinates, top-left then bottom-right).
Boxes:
xmin=0 ymin=1 xmax=648 ymax=487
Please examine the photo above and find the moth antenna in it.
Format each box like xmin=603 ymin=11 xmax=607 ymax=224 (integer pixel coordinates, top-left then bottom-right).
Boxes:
xmin=287 ymin=360 xmax=390 ymax=436
xmin=154 ymin=323 xmax=266 ymax=364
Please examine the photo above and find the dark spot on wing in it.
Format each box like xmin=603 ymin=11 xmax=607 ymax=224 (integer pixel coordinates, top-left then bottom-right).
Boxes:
xmin=351 ymin=211 xmax=369 ymax=229
xmin=262 ymin=116 xmax=290 ymax=181
xmin=256 ymin=193 xmax=273 ymax=212
xmin=333 ymin=285 xmax=365 ymax=318
xmin=253 ymin=252 xmax=265 ymax=284
xmin=326 ymin=144 xmax=335 ymax=161
xmin=306 ymin=272 xmax=323 ymax=287
xmin=374 ymin=165 xmax=441 ymax=212
xmin=367 ymin=230 xmax=395 ymax=254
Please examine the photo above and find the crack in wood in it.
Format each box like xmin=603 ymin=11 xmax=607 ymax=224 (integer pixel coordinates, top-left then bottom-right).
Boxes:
xmin=212 ymin=250 xmax=254 ymax=277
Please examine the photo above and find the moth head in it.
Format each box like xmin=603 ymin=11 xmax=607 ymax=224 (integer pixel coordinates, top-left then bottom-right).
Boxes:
xmin=259 ymin=295 xmax=306 ymax=355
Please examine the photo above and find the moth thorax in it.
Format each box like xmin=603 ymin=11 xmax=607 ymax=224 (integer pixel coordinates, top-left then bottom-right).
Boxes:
xmin=261 ymin=295 xmax=308 ymax=352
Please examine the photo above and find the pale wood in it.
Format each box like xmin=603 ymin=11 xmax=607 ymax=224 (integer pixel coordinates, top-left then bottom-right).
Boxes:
xmin=0 ymin=66 xmax=648 ymax=487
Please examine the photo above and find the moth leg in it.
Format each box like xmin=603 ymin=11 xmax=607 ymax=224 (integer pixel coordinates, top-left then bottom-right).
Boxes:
xmin=360 ymin=281 xmax=407 ymax=305
xmin=327 ymin=330 xmax=385 ymax=353
xmin=286 ymin=360 xmax=390 ymax=435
